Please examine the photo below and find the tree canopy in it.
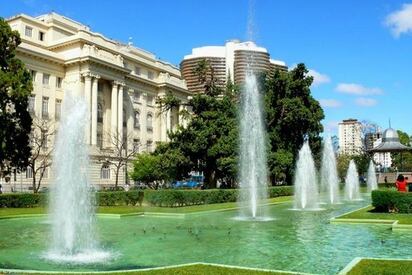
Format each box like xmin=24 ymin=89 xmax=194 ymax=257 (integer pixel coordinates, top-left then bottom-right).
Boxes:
xmin=392 ymin=130 xmax=412 ymax=171
xmin=264 ymin=63 xmax=324 ymax=183
xmin=131 ymin=62 xmax=325 ymax=188
xmin=0 ymin=17 xmax=32 ymax=175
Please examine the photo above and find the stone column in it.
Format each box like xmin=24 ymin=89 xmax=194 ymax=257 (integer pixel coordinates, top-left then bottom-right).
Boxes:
xmin=117 ymin=83 xmax=124 ymax=145
xmin=91 ymin=74 xmax=100 ymax=145
xmin=83 ymin=73 xmax=92 ymax=144
xmin=111 ymin=81 xmax=118 ymax=142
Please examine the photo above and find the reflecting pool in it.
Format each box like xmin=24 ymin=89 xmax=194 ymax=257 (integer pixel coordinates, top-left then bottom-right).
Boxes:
xmin=0 ymin=197 xmax=411 ymax=274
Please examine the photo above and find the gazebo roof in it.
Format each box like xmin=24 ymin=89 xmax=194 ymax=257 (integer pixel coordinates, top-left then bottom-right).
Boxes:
xmin=368 ymin=128 xmax=412 ymax=153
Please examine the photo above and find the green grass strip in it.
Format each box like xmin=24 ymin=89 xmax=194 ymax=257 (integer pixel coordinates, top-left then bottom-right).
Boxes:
xmin=346 ymin=259 xmax=412 ymax=275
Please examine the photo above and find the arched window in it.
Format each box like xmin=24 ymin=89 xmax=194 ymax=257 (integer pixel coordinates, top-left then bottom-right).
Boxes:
xmin=134 ymin=111 xmax=140 ymax=128
xmin=100 ymin=164 xmax=110 ymax=179
xmin=147 ymin=113 xmax=153 ymax=131
xmin=97 ymin=103 xmax=103 ymax=123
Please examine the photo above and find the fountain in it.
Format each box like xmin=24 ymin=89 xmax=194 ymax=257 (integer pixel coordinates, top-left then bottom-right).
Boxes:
xmin=344 ymin=160 xmax=362 ymax=201
xmin=367 ymin=160 xmax=378 ymax=192
xmin=320 ymin=137 xmax=340 ymax=204
xmin=238 ymin=72 xmax=269 ymax=220
xmin=293 ymin=141 xmax=320 ymax=210
xmin=46 ymin=91 xmax=110 ymax=263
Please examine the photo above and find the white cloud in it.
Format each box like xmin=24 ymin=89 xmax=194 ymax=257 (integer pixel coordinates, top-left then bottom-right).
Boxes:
xmin=319 ymin=99 xmax=342 ymax=108
xmin=323 ymin=121 xmax=340 ymax=134
xmin=308 ymin=69 xmax=331 ymax=86
xmin=335 ymin=83 xmax=383 ymax=95
xmin=385 ymin=4 xmax=412 ymax=38
xmin=355 ymin=97 xmax=378 ymax=107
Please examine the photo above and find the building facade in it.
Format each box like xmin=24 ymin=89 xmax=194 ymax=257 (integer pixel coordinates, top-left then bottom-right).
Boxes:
xmin=338 ymin=119 xmax=363 ymax=155
xmin=5 ymin=12 xmax=191 ymax=192
xmin=180 ymin=40 xmax=287 ymax=93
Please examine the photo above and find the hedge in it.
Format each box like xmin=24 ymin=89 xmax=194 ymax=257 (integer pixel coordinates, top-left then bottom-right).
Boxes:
xmin=144 ymin=186 xmax=293 ymax=207
xmin=372 ymin=190 xmax=412 ymax=213
xmin=0 ymin=193 xmax=46 ymax=208
xmin=0 ymin=190 xmax=144 ymax=208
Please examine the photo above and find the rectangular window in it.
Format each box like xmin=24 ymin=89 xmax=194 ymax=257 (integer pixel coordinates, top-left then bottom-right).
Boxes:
xmin=133 ymin=91 xmax=140 ymax=103
xmin=56 ymin=77 xmax=62 ymax=88
xmin=25 ymin=26 xmax=33 ymax=37
xmin=42 ymin=167 xmax=48 ymax=179
xmin=39 ymin=31 xmax=45 ymax=41
xmin=41 ymin=130 xmax=48 ymax=149
xmin=147 ymin=140 xmax=153 ymax=152
xmin=55 ymin=99 xmax=62 ymax=120
xmin=26 ymin=166 xmax=33 ymax=179
xmin=30 ymin=70 xmax=37 ymax=82
xmin=147 ymin=95 xmax=153 ymax=106
xmin=148 ymin=71 xmax=154 ymax=80
xmin=42 ymin=96 xmax=49 ymax=119
xmin=97 ymin=133 xmax=103 ymax=148
xmin=133 ymin=139 xmax=140 ymax=152
xmin=135 ymin=66 xmax=141 ymax=75
xmin=42 ymin=73 xmax=50 ymax=85
xmin=28 ymin=95 xmax=35 ymax=114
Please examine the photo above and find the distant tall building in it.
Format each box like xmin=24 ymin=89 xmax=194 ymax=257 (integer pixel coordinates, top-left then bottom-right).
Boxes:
xmin=364 ymin=132 xmax=382 ymax=151
xmin=338 ymin=119 xmax=363 ymax=155
xmin=180 ymin=40 xmax=287 ymax=93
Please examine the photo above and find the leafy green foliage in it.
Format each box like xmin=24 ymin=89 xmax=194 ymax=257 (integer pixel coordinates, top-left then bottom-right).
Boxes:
xmin=265 ymin=64 xmax=324 ymax=183
xmin=0 ymin=18 xmax=33 ymax=173
xmin=144 ymin=186 xmax=293 ymax=207
xmin=372 ymin=190 xmax=412 ymax=213
xmin=337 ymin=153 xmax=371 ymax=181
xmin=0 ymin=192 xmax=45 ymax=207
xmin=96 ymin=191 xmax=144 ymax=206
xmin=392 ymin=130 xmax=412 ymax=171
xmin=0 ymin=191 xmax=144 ymax=208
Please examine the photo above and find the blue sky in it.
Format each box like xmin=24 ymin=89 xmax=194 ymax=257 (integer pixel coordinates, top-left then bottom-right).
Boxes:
xmin=2 ymin=0 xmax=411 ymax=135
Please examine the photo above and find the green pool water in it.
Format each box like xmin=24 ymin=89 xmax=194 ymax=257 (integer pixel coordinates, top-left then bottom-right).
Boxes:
xmin=0 ymin=198 xmax=411 ymax=274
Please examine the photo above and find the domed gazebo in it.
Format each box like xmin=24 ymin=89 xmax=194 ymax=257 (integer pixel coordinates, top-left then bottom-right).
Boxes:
xmin=368 ymin=127 xmax=412 ymax=171
xmin=368 ymin=128 xmax=411 ymax=153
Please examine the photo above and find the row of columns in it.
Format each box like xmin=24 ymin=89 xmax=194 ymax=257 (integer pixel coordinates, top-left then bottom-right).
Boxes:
xmin=111 ymin=80 xmax=125 ymax=145
xmin=82 ymin=72 xmax=185 ymax=148
xmin=83 ymin=72 xmax=125 ymax=146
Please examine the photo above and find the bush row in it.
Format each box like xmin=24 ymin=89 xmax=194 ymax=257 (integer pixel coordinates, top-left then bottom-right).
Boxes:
xmin=0 ymin=193 xmax=46 ymax=208
xmin=144 ymin=186 xmax=293 ymax=207
xmin=0 ymin=190 xmax=144 ymax=208
xmin=372 ymin=190 xmax=412 ymax=213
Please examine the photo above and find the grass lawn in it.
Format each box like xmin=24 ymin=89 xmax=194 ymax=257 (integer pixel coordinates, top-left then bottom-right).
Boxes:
xmin=0 ymin=196 xmax=293 ymax=217
xmin=4 ymin=264 xmax=287 ymax=275
xmin=337 ymin=205 xmax=412 ymax=225
xmin=347 ymin=259 xmax=412 ymax=275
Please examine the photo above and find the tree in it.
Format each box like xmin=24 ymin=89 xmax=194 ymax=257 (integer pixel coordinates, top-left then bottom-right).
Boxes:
xmin=265 ymin=63 xmax=324 ymax=184
xmin=337 ymin=153 xmax=371 ymax=182
xmin=99 ymin=131 xmax=140 ymax=188
xmin=0 ymin=17 xmax=32 ymax=177
xmin=27 ymin=117 xmax=55 ymax=193
xmin=152 ymin=59 xmax=239 ymax=189
xmin=392 ymin=130 xmax=412 ymax=171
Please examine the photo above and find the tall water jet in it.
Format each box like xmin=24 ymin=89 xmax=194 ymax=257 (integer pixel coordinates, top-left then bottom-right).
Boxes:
xmin=367 ymin=160 xmax=378 ymax=192
xmin=47 ymin=91 xmax=109 ymax=263
xmin=293 ymin=141 xmax=320 ymax=210
xmin=320 ymin=137 xmax=340 ymax=204
xmin=238 ymin=72 xmax=269 ymax=220
xmin=344 ymin=160 xmax=362 ymax=201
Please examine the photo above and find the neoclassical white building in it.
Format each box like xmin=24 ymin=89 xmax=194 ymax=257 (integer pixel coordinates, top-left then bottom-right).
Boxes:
xmin=5 ymin=12 xmax=191 ymax=191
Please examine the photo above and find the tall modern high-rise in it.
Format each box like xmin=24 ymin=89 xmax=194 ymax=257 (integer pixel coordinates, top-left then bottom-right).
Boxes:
xmin=338 ymin=119 xmax=363 ymax=155
xmin=180 ymin=40 xmax=287 ymax=93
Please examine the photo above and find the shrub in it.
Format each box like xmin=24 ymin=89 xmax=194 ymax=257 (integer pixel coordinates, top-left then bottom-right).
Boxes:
xmin=0 ymin=191 xmax=144 ymax=208
xmin=144 ymin=186 xmax=293 ymax=207
xmin=0 ymin=193 xmax=45 ymax=208
xmin=96 ymin=191 xmax=144 ymax=206
xmin=372 ymin=190 xmax=412 ymax=213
